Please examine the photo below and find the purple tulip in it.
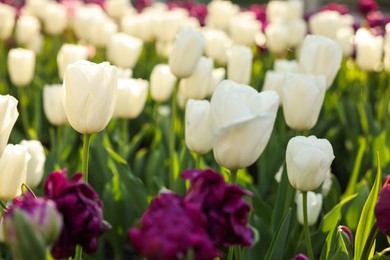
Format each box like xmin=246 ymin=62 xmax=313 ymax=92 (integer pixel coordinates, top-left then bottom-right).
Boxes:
xmin=338 ymin=225 xmax=353 ymax=245
xmin=366 ymin=11 xmax=390 ymax=29
xmin=182 ymin=169 xmax=254 ymax=247
xmin=357 ymin=0 xmax=378 ymax=16
xmin=189 ymin=4 xmax=208 ymax=26
xmin=293 ymin=253 xmax=310 ymax=260
xmin=44 ymin=169 xmax=109 ymax=259
xmin=249 ymin=4 xmax=267 ymax=24
xmin=375 ymin=176 xmax=390 ymax=236
xmin=129 ymin=191 xmax=220 ymax=260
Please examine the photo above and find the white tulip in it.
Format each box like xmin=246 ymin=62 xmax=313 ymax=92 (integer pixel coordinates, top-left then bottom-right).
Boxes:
xmin=42 ymin=3 xmax=67 ymax=35
xmin=0 ymin=95 xmax=19 ymax=156
xmin=309 ymin=11 xmax=352 ymax=40
xmin=227 ymin=45 xmax=252 ymax=85
xmin=185 ymin=99 xmax=213 ymax=155
xmin=384 ymin=43 xmax=390 ymax=72
xmin=265 ymin=22 xmax=289 ymax=54
xmin=169 ymin=28 xmax=205 ymax=78
xmin=206 ymin=0 xmax=239 ymax=31
xmin=0 ymin=3 xmax=16 ymax=40
xmin=299 ymin=34 xmax=342 ymax=88
xmin=336 ymin=26 xmax=354 ymax=57
xmin=286 ymin=135 xmax=334 ymax=192
xmin=153 ymin=9 xmax=188 ymax=42
xmin=0 ymin=144 xmax=30 ymax=200
xmin=207 ymin=67 xmax=226 ymax=97
xmin=57 ymin=44 xmax=89 ymax=80
xmin=113 ymin=78 xmax=148 ymax=119
xmin=15 ymin=15 xmax=41 ymax=46
xmin=20 ymin=140 xmax=45 ymax=188
xmin=7 ymin=48 xmax=36 ymax=87
xmin=229 ymin=12 xmax=261 ymax=46
xmin=288 ymin=19 xmax=307 ymax=47
xmin=150 ymin=64 xmax=177 ymax=103
xmin=107 ymin=33 xmax=143 ymax=69
xmin=121 ymin=13 xmax=155 ymax=42
xmin=274 ymin=59 xmax=300 ymax=73
xmin=43 ymin=85 xmax=68 ymax=126
xmin=266 ymin=1 xmax=288 ymax=23
xmin=356 ymin=33 xmax=383 ymax=71
xmin=106 ymin=0 xmax=134 ymax=19
xmin=210 ymin=80 xmax=279 ymax=170
xmin=296 ymin=192 xmax=323 ymax=226
xmin=262 ymin=71 xmax=285 ymax=105
xmin=202 ymin=27 xmax=232 ymax=65
xmin=88 ymin=16 xmax=118 ymax=48
xmin=63 ymin=60 xmax=118 ymax=134
xmin=281 ymin=73 xmax=326 ymax=130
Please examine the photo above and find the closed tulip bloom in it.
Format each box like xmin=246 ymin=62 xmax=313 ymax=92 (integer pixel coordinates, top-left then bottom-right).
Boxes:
xmin=0 ymin=4 xmax=16 ymax=40
xmin=210 ymin=80 xmax=279 ymax=170
xmin=169 ymin=28 xmax=205 ymax=78
xmin=296 ymin=192 xmax=323 ymax=226
xmin=265 ymin=22 xmax=290 ymax=54
xmin=42 ymin=3 xmax=67 ymax=35
xmin=262 ymin=71 xmax=285 ymax=105
xmin=179 ymin=56 xmax=213 ymax=102
xmin=150 ymin=64 xmax=177 ymax=103
xmin=121 ymin=13 xmax=155 ymax=42
xmin=286 ymin=135 xmax=334 ymax=192
xmin=356 ymin=33 xmax=384 ymax=71
xmin=274 ymin=59 xmax=300 ymax=73
xmin=266 ymin=1 xmax=289 ymax=23
xmin=106 ymin=0 xmax=134 ymax=19
xmin=336 ymin=26 xmax=354 ymax=57
xmin=206 ymin=0 xmax=239 ymax=31
xmin=375 ymin=176 xmax=390 ymax=236
xmin=309 ymin=11 xmax=354 ymax=40
xmin=43 ymin=85 xmax=68 ymax=126
xmin=0 ymin=95 xmax=18 ymax=156
xmin=57 ymin=44 xmax=89 ymax=80
xmin=228 ymin=12 xmax=261 ymax=46
xmin=63 ymin=60 xmax=118 ymax=134
xmin=20 ymin=140 xmax=45 ymax=188
xmin=202 ymin=28 xmax=232 ymax=65
xmin=107 ymin=33 xmax=143 ymax=69
xmin=153 ymin=9 xmax=188 ymax=43
xmin=113 ymin=78 xmax=148 ymax=119
xmin=207 ymin=67 xmax=226 ymax=97
xmin=0 ymin=144 xmax=30 ymax=200
xmin=299 ymin=35 xmax=342 ymax=89
xmin=185 ymin=99 xmax=213 ymax=155
xmin=73 ymin=5 xmax=105 ymax=41
xmin=227 ymin=45 xmax=252 ymax=85
xmin=281 ymin=73 xmax=326 ymax=130
xmin=384 ymin=43 xmax=390 ymax=72
xmin=8 ymin=48 xmax=36 ymax=87
xmin=15 ymin=15 xmax=41 ymax=46
xmin=87 ymin=16 xmax=118 ymax=48
xmin=288 ymin=19 xmax=307 ymax=47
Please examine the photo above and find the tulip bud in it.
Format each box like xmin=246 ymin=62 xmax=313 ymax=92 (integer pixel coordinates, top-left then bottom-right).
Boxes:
xmin=227 ymin=45 xmax=252 ymax=85
xmin=121 ymin=13 xmax=155 ymax=42
xmin=150 ymin=64 xmax=177 ymax=103
xmin=153 ymin=9 xmax=188 ymax=43
xmin=287 ymin=19 xmax=307 ymax=47
xmin=63 ymin=60 xmax=118 ymax=134
xmin=229 ymin=12 xmax=261 ymax=46
xmin=336 ymin=26 xmax=354 ymax=57
xmin=293 ymin=253 xmax=310 ymax=260
xmin=0 ymin=95 xmax=18 ymax=156
xmin=43 ymin=84 xmax=68 ymax=126
xmin=274 ymin=59 xmax=300 ymax=73
xmin=0 ymin=3 xmax=16 ymax=41
xmin=356 ymin=32 xmax=384 ymax=71
xmin=286 ymin=135 xmax=335 ymax=192
xmin=281 ymin=73 xmax=326 ymax=130
xmin=262 ymin=71 xmax=285 ymax=105
xmin=7 ymin=48 xmax=36 ymax=87
xmin=206 ymin=0 xmax=239 ymax=31
xmin=42 ymin=3 xmax=67 ymax=35
xmin=309 ymin=11 xmax=354 ymax=40
xmin=210 ymin=80 xmax=279 ymax=170
xmin=0 ymin=144 xmax=30 ymax=200
xmin=375 ymin=176 xmax=390 ymax=236
xmin=57 ymin=44 xmax=89 ymax=80
xmin=88 ymin=16 xmax=118 ymax=48
xmin=265 ymin=22 xmax=290 ymax=54
xmin=15 ymin=15 xmax=41 ymax=46
xmin=169 ymin=28 xmax=205 ymax=78
xmin=113 ymin=78 xmax=148 ymax=119
xmin=266 ymin=1 xmax=289 ymax=23
xmin=179 ymin=56 xmax=213 ymax=103
xmin=338 ymin=225 xmax=353 ymax=245
xmin=107 ymin=33 xmax=143 ymax=69
xmin=296 ymin=192 xmax=323 ymax=225
xmin=207 ymin=67 xmax=226 ymax=97
xmin=202 ymin=28 xmax=232 ymax=65
xmin=20 ymin=140 xmax=46 ymax=189
xmin=299 ymin=34 xmax=342 ymax=88
xmin=73 ymin=5 xmax=105 ymax=41
xmin=185 ymin=99 xmax=213 ymax=155
xmin=3 ymin=192 xmax=62 ymax=260
xmin=106 ymin=0 xmax=134 ymax=19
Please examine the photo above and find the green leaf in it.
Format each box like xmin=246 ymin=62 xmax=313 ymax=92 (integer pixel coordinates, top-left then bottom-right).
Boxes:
xmin=354 ymin=154 xmax=382 ymax=260
xmin=322 ymin=194 xmax=357 ymax=232
xmin=264 ymin=208 xmax=292 ymax=260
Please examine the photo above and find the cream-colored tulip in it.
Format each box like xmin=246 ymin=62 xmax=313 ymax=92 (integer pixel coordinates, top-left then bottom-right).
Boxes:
xmin=299 ymin=34 xmax=342 ymax=88
xmin=207 ymin=67 xmax=226 ymax=97
xmin=63 ymin=60 xmax=118 ymax=134
xmin=15 ymin=15 xmax=41 ymax=46
xmin=228 ymin=12 xmax=261 ymax=46
xmin=227 ymin=45 xmax=252 ymax=85
xmin=185 ymin=99 xmax=213 ymax=155
xmin=0 ymin=144 xmax=30 ymax=200
xmin=274 ymin=59 xmax=299 ymax=73
xmin=265 ymin=22 xmax=289 ymax=54
xmin=43 ymin=85 xmax=68 ymax=126
xmin=87 ymin=16 xmax=118 ymax=48
xmin=356 ymin=33 xmax=384 ymax=71
xmin=281 ymin=73 xmax=326 ymax=130
xmin=384 ymin=43 xmax=390 ymax=72
xmin=20 ymin=140 xmax=45 ymax=188
xmin=107 ymin=33 xmax=143 ymax=69
xmin=206 ymin=0 xmax=239 ymax=31
xmin=210 ymin=80 xmax=279 ymax=170
xmin=286 ymin=135 xmax=334 ymax=192
xmin=288 ymin=19 xmax=307 ymax=47
xmin=178 ymin=56 xmax=213 ymax=102
xmin=42 ymin=3 xmax=67 ymax=35
xmin=106 ymin=0 xmax=134 ymax=19
xmin=296 ymin=192 xmax=323 ymax=226
xmin=309 ymin=11 xmax=354 ymax=40
xmin=8 ymin=48 xmax=36 ymax=87
xmin=57 ymin=44 xmax=89 ymax=80
xmin=121 ymin=13 xmax=155 ymax=42
xmin=0 ymin=4 xmax=16 ymax=40
xmin=150 ymin=64 xmax=177 ymax=103
xmin=336 ymin=26 xmax=354 ymax=57
xmin=113 ymin=78 xmax=148 ymax=119
xmin=262 ymin=71 xmax=285 ymax=105
xmin=202 ymin=27 xmax=232 ymax=65
xmin=0 ymin=95 xmax=18 ymax=156
xmin=153 ymin=9 xmax=188 ymax=42
xmin=169 ymin=28 xmax=205 ymax=78
xmin=266 ymin=1 xmax=288 ymax=23
xmin=72 ymin=5 xmax=105 ymax=41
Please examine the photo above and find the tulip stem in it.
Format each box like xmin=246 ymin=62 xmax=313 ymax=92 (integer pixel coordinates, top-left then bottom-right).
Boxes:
xmin=302 ymin=191 xmax=315 ymax=260
xmin=75 ymin=245 xmax=82 ymax=260
xmin=230 ymin=170 xmax=238 ymax=184
xmin=169 ymin=81 xmax=179 ymax=189
xmin=82 ymin=134 xmax=91 ymax=182
xmin=0 ymin=200 xmax=7 ymax=212
xmin=18 ymin=88 xmax=35 ymax=139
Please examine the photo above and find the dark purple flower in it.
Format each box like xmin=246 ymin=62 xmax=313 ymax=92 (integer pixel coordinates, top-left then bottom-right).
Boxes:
xmin=338 ymin=225 xmax=353 ymax=245
xmin=366 ymin=11 xmax=390 ymax=29
xmin=182 ymin=169 xmax=254 ymax=247
xmin=44 ymin=169 xmax=109 ymax=259
xmin=375 ymin=176 xmax=390 ymax=236
xmin=3 ymin=192 xmax=62 ymax=246
xmin=129 ymin=191 xmax=220 ymax=260
xmin=293 ymin=253 xmax=310 ymax=260
xmin=132 ymin=0 xmax=152 ymax=13
xmin=249 ymin=4 xmax=267 ymax=24
xmin=320 ymin=3 xmax=350 ymax=15
xmin=357 ymin=0 xmax=378 ymax=16
xmin=189 ymin=4 xmax=208 ymax=26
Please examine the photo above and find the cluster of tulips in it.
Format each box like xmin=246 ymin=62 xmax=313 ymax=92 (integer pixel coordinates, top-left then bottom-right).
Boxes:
xmin=0 ymin=0 xmax=390 ymax=259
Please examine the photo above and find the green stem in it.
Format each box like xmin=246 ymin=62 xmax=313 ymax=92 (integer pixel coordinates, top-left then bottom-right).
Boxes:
xmin=230 ymin=169 xmax=238 ymax=184
xmin=18 ymin=88 xmax=35 ymax=139
xmin=0 ymin=200 xmax=7 ymax=212
xmin=361 ymin=223 xmax=378 ymax=260
xmin=121 ymin=119 xmax=129 ymax=144
xmin=195 ymin=153 xmax=201 ymax=169
xmin=74 ymin=245 xmax=82 ymax=260
xmin=227 ymin=246 xmax=234 ymax=260
xmin=169 ymin=81 xmax=179 ymax=189
xmin=302 ymin=192 xmax=315 ymax=260
xmin=82 ymin=134 xmax=91 ymax=182
xmin=234 ymin=246 xmax=243 ymax=260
